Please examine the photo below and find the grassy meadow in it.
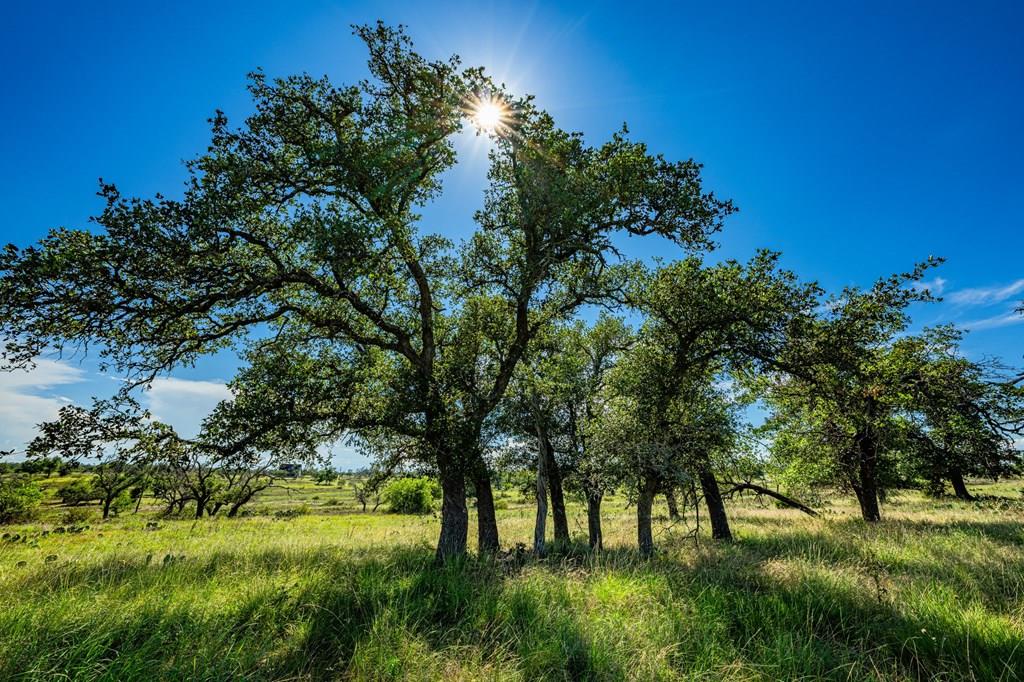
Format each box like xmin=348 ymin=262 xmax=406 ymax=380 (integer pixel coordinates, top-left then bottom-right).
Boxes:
xmin=2 ymin=476 xmax=1023 ymax=681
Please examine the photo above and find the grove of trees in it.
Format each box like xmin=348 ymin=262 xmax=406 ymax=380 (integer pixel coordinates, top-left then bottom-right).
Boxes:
xmin=1 ymin=24 xmax=1022 ymax=560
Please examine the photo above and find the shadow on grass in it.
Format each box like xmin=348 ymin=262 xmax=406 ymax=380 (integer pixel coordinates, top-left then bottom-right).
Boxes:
xmin=2 ymin=534 xmax=1022 ymax=680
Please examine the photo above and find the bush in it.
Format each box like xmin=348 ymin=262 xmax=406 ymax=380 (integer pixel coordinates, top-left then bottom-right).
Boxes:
xmin=60 ymin=507 xmax=94 ymax=526
xmin=381 ymin=477 xmax=439 ymax=514
xmin=57 ymin=479 xmax=97 ymax=506
xmin=0 ymin=476 xmax=44 ymax=524
xmin=109 ymin=489 xmax=135 ymax=516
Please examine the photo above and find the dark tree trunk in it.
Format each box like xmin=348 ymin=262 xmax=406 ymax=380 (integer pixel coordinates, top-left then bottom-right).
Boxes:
xmin=665 ymin=489 xmax=680 ymax=520
xmin=102 ymin=496 xmax=113 ymax=519
xmin=134 ymin=491 xmax=143 ymax=514
xmin=637 ymin=476 xmax=658 ymax=557
xmin=436 ymin=459 xmax=469 ymax=562
xmin=949 ymin=468 xmax=973 ymax=500
xmin=698 ymin=466 xmax=732 ymax=541
xmin=473 ymin=467 xmax=500 ymax=554
xmin=194 ymin=496 xmax=209 ymax=519
xmin=586 ymin=491 xmax=603 ymax=551
xmin=854 ymin=433 xmax=882 ymax=522
xmin=533 ymin=443 xmax=549 ymax=555
xmin=542 ymin=435 xmax=570 ymax=545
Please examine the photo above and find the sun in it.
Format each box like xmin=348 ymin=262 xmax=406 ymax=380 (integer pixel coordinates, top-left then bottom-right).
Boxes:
xmin=471 ymin=98 xmax=507 ymax=133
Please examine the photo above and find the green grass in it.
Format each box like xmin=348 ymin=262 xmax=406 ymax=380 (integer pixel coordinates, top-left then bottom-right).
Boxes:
xmin=1 ymin=478 xmax=1023 ymax=680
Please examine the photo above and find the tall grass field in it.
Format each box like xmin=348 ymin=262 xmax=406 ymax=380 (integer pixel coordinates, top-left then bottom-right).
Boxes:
xmin=2 ymin=476 xmax=1022 ymax=680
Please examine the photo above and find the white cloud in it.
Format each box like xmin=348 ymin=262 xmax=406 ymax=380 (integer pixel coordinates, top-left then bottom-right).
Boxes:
xmin=959 ymin=309 xmax=1024 ymax=331
xmin=144 ymin=377 xmax=232 ymax=438
xmin=913 ymin=276 xmax=947 ymax=296
xmin=0 ymin=360 xmax=86 ymax=453
xmin=947 ymin=279 xmax=1024 ymax=306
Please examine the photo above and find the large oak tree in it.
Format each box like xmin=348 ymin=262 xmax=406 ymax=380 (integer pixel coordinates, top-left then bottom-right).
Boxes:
xmin=0 ymin=24 xmax=730 ymax=560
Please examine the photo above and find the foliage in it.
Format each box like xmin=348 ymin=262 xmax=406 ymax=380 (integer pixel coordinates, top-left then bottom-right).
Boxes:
xmin=381 ymin=476 xmax=439 ymax=514
xmin=314 ymin=467 xmax=339 ymax=485
xmin=57 ymin=478 xmax=98 ymax=506
xmin=0 ymin=475 xmax=43 ymax=523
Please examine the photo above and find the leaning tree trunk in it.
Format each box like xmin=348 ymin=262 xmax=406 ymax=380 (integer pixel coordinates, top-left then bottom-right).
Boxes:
xmin=949 ymin=468 xmax=973 ymax=500
xmin=854 ymin=433 xmax=882 ymax=522
xmin=665 ymin=489 xmax=681 ymax=521
xmin=544 ymin=442 xmax=570 ymax=546
xmin=533 ymin=439 xmax=549 ymax=555
xmin=473 ymin=465 xmax=500 ymax=554
xmin=586 ymin=491 xmax=603 ymax=550
xmin=102 ymin=495 xmax=113 ymax=519
xmin=227 ymin=490 xmax=256 ymax=517
xmin=698 ymin=466 xmax=732 ymax=541
xmin=637 ymin=475 xmax=659 ymax=557
xmin=436 ymin=456 xmax=469 ymax=562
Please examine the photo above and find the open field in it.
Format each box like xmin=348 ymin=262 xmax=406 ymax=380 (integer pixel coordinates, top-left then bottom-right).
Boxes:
xmin=2 ymin=477 xmax=1023 ymax=680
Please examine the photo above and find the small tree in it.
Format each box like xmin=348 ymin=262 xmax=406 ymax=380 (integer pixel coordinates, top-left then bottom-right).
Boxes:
xmin=27 ymin=398 xmax=154 ymax=519
xmin=763 ymin=261 xmax=942 ymax=521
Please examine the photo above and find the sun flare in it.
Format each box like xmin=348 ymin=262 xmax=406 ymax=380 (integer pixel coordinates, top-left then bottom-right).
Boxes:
xmin=471 ymin=98 xmax=507 ymax=133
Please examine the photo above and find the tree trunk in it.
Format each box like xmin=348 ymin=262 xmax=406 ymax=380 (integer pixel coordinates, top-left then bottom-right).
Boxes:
xmin=854 ymin=433 xmax=882 ymax=522
xmin=586 ymin=491 xmax=603 ymax=551
xmin=533 ymin=443 xmax=549 ymax=555
xmin=698 ymin=466 xmax=732 ymax=541
xmin=949 ymin=468 xmax=973 ymax=500
xmin=637 ymin=476 xmax=658 ymax=557
xmin=102 ymin=496 xmax=112 ymax=519
xmin=194 ymin=497 xmax=209 ymax=519
xmin=473 ymin=466 xmax=500 ymax=554
xmin=665 ymin=489 xmax=680 ymax=520
xmin=228 ymin=491 xmax=255 ymax=517
xmin=721 ymin=482 xmax=819 ymax=516
xmin=543 ymin=434 xmax=570 ymax=545
xmin=436 ymin=460 xmax=469 ymax=562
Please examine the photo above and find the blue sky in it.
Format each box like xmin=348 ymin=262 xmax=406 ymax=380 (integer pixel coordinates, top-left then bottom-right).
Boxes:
xmin=1 ymin=1 xmax=1022 ymax=467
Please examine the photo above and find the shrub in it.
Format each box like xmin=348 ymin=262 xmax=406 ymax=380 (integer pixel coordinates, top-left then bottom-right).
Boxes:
xmin=60 ymin=507 xmax=94 ymax=526
xmin=0 ymin=476 xmax=44 ymax=524
xmin=109 ymin=490 xmax=135 ymax=516
xmin=57 ymin=479 xmax=97 ymax=506
xmin=381 ymin=477 xmax=438 ymax=514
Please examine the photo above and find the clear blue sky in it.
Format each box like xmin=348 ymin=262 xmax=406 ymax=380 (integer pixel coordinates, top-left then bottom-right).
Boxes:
xmin=1 ymin=1 xmax=1022 ymax=466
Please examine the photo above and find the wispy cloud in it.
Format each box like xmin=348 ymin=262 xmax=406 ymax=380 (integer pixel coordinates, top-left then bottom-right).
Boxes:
xmin=947 ymin=279 xmax=1024 ymax=306
xmin=912 ymin=276 xmax=947 ymax=296
xmin=959 ymin=309 xmax=1024 ymax=331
